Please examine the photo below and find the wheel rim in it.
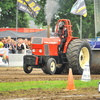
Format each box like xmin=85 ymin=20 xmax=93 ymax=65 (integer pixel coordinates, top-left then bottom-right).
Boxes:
xmin=27 ymin=66 xmax=32 ymax=71
xmin=50 ymin=61 xmax=55 ymax=72
xmin=79 ymin=47 xmax=89 ymax=69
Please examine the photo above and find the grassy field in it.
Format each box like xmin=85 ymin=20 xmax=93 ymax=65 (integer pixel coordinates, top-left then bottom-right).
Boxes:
xmin=0 ymin=80 xmax=99 ymax=92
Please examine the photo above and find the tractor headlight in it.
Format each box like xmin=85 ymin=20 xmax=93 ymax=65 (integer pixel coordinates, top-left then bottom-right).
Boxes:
xmin=33 ymin=49 xmax=35 ymax=52
xmin=39 ymin=49 xmax=42 ymax=53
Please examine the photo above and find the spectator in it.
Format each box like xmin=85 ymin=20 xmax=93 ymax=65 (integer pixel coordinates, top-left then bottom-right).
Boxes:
xmin=22 ymin=39 xmax=29 ymax=54
xmin=7 ymin=36 xmax=11 ymax=43
xmin=3 ymin=38 xmax=7 ymax=48
xmin=7 ymin=40 xmax=11 ymax=53
xmin=7 ymin=40 xmax=10 ymax=49
xmin=17 ymin=38 xmax=24 ymax=54
xmin=13 ymin=41 xmax=16 ymax=50
xmin=9 ymin=45 xmax=15 ymax=54
xmin=24 ymin=38 xmax=27 ymax=45
xmin=10 ymin=39 xmax=16 ymax=54
xmin=11 ymin=39 xmax=14 ymax=45
xmin=27 ymin=41 xmax=31 ymax=49
xmin=27 ymin=41 xmax=31 ymax=53
xmin=2 ymin=38 xmax=4 ymax=45
xmin=0 ymin=37 xmax=33 ymax=54
xmin=0 ymin=38 xmax=4 ymax=48
xmin=24 ymin=38 xmax=28 ymax=49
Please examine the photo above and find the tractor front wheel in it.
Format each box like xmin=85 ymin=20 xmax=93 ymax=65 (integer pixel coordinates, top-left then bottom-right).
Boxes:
xmin=42 ymin=58 xmax=56 ymax=75
xmin=23 ymin=64 xmax=33 ymax=74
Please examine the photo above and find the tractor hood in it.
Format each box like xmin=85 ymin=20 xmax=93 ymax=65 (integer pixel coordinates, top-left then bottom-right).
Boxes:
xmin=32 ymin=37 xmax=61 ymax=45
xmin=31 ymin=37 xmax=61 ymax=56
xmin=43 ymin=37 xmax=61 ymax=45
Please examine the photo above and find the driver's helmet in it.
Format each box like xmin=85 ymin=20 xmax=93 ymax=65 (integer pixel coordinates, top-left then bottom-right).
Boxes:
xmin=59 ymin=22 xmax=64 ymax=29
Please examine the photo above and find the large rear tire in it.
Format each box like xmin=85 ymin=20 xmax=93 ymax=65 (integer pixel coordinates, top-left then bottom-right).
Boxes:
xmin=66 ymin=39 xmax=92 ymax=75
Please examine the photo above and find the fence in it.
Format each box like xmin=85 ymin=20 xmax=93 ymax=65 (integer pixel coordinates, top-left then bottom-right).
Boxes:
xmin=9 ymin=54 xmax=25 ymax=67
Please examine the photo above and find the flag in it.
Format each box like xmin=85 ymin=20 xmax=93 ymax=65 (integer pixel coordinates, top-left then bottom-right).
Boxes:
xmin=70 ymin=0 xmax=87 ymax=17
xmin=17 ymin=0 xmax=41 ymax=19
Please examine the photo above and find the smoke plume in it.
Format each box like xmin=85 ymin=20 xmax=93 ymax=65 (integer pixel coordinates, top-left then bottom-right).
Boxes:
xmin=45 ymin=0 xmax=60 ymax=25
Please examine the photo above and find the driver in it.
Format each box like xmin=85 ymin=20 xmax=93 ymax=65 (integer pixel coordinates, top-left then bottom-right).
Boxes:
xmin=57 ymin=22 xmax=68 ymax=51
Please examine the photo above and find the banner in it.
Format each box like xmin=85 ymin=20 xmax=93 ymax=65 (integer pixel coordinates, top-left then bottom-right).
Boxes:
xmin=17 ymin=0 xmax=41 ymax=18
xmin=70 ymin=0 xmax=87 ymax=17
xmin=94 ymin=0 xmax=100 ymax=35
xmin=0 ymin=48 xmax=9 ymax=66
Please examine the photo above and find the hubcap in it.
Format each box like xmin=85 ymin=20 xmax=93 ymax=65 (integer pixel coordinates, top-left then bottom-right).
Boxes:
xmin=27 ymin=66 xmax=32 ymax=70
xmin=79 ymin=47 xmax=89 ymax=69
xmin=50 ymin=61 xmax=55 ymax=72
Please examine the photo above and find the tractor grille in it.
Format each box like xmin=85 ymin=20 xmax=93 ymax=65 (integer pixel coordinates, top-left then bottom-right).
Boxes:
xmin=44 ymin=45 xmax=49 ymax=56
xmin=32 ymin=38 xmax=42 ymax=44
xmin=24 ymin=55 xmax=36 ymax=65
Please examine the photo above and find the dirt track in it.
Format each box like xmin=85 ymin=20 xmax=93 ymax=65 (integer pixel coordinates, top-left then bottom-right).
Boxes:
xmin=0 ymin=67 xmax=100 ymax=100
xmin=0 ymin=67 xmax=100 ymax=83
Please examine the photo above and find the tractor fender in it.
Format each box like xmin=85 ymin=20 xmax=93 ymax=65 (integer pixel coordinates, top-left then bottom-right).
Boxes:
xmin=63 ymin=36 xmax=79 ymax=53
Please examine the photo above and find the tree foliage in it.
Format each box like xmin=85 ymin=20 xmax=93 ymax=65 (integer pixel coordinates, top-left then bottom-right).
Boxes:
xmin=0 ymin=0 xmax=95 ymax=38
xmin=34 ymin=0 xmax=47 ymax=26
xmin=0 ymin=0 xmax=29 ymax=28
xmin=34 ymin=0 xmax=95 ymax=38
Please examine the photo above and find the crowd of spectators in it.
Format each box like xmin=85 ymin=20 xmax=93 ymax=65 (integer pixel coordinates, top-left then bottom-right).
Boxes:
xmin=0 ymin=36 xmax=32 ymax=54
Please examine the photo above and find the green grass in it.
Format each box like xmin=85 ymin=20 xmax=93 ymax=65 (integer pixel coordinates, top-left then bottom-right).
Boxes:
xmin=0 ymin=80 xmax=99 ymax=92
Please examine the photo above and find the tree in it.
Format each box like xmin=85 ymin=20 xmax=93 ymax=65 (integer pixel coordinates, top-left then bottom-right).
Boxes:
xmin=34 ymin=0 xmax=46 ymax=27
xmin=34 ymin=0 xmax=59 ymax=32
xmin=82 ymin=0 xmax=95 ymax=38
xmin=0 ymin=0 xmax=29 ymax=28
xmin=34 ymin=0 xmax=79 ymax=34
xmin=58 ymin=0 xmax=95 ymax=38
xmin=34 ymin=0 xmax=95 ymax=38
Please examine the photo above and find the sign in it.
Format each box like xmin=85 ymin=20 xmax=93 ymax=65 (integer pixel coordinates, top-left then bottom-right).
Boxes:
xmin=70 ymin=0 xmax=87 ymax=17
xmin=0 ymin=48 xmax=9 ymax=66
xmin=81 ymin=62 xmax=91 ymax=82
xmin=98 ymin=82 xmax=100 ymax=93
xmin=17 ymin=0 xmax=41 ymax=18
xmin=94 ymin=0 xmax=100 ymax=35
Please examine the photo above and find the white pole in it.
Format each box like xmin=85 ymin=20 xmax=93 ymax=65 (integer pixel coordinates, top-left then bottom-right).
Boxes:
xmin=94 ymin=0 xmax=97 ymax=38
xmin=80 ymin=15 xmax=82 ymax=39
xmin=16 ymin=0 xmax=18 ymax=53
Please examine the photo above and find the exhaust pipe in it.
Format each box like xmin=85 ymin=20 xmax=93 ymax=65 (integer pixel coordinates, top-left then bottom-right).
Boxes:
xmin=47 ymin=25 xmax=50 ymax=38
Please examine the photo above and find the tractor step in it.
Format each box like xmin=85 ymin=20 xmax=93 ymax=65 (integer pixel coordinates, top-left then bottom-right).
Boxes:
xmin=59 ymin=53 xmax=68 ymax=64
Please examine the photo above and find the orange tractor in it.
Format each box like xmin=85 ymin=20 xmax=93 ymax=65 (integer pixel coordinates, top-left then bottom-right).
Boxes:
xmin=23 ymin=19 xmax=92 ymax=75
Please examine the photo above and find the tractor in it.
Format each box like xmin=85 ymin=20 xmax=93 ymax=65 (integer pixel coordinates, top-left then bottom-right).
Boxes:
xmin=23 ymin=19 xmax=92 ymax=75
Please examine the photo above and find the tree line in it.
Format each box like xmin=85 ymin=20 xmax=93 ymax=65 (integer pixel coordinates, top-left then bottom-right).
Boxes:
xmin=0 ymin=0 xmax=95 ymax=38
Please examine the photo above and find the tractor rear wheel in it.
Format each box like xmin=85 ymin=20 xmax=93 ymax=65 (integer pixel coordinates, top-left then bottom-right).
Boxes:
xmin=42 ymin=58 xmax=56 ymax=75
xmin=66 ymin=39 xmax=92 ymax=75
xmin=23 ymin=64 xmax=33 ymax=74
